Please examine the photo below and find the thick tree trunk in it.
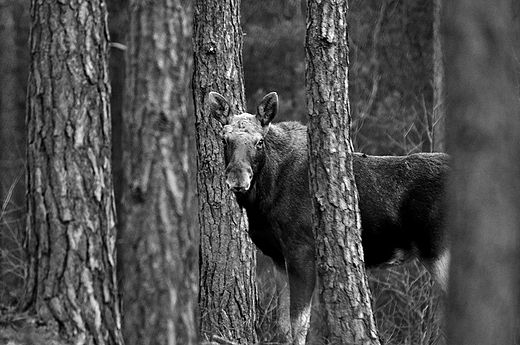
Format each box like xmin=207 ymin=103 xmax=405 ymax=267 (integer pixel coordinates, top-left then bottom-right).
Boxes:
xmin=193 ymin=0 xmax=257 ymax=343
xmin=24 ymin=1 xmax=124 ymax=344
xmin=305 ymin=0 xmax=381 ymax=344
xmin=443 ymin=0 xmax=520 ymax=344
xmin=119 ymin=1 xmax=198 ymax=344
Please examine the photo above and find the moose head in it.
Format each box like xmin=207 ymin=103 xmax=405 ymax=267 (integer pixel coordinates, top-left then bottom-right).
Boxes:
xmin=208 ymin=91 xmax=278 ymax=194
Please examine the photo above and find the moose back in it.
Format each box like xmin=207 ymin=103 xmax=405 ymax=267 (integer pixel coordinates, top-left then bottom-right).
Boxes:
xmin=208 ymin=91 xmax=449 ymax=345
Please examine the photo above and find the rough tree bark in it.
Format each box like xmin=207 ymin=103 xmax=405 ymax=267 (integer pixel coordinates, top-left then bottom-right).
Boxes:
xmin=24 ymin=1 xmax=124 ymax=344
xmin=119 ymin=1 xmax=198 ymax=344
xmin=305 ymin=0 xmax=381 ymax=344
xmin=443 ymin=0 xmax=520 ymax=344
xmin=193 ymin=0 xmax=258 ymax=343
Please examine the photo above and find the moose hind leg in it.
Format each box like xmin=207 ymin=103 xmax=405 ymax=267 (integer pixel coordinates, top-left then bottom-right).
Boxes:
xmin=288 ymin=275 xmax=314 ymax=345
xmin=273 ymin=264 xmax=292 ymax=342
xmin=286 ymin=254 xmax=316 ymax=345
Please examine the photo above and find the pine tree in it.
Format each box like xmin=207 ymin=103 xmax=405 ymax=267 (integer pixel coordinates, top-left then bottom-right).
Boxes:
xmin=24 ymin=1 xmax=124 ymax=344
xmin=306 ymin=0 xmax=381 ymax=343
xmin=444 ymin=0 xmax=520 ymax=343
xmin=193 ymin=0 xmax=258 ymax=343
xmin=119 ymin=0 xmax=198 ymax=344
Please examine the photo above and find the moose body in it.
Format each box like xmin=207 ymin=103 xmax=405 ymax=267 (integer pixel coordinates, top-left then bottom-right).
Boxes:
xmin=208 ymin=91 xmax=449 ymax=344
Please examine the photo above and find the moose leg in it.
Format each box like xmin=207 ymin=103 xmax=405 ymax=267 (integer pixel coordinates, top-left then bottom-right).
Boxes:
xmin=286 ymin=253 xmax=316 ymax=345
xmin=273 ymin=264 xmax=291 ymax=342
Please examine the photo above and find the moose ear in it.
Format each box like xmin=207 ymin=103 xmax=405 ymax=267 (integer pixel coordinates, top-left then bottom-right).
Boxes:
xmin=256 ymin=92 xmax=278 ymax=127
xmin=208 ymin=92 xmax=231 ymax=125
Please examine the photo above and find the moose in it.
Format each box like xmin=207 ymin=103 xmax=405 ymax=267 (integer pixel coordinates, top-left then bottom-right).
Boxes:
xmin=208 ymin=91 xmax=449 ymax=345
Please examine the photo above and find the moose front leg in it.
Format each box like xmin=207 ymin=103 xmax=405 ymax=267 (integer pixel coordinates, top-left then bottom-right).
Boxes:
xmin=286 ymin=252 xmax=316 ymax=345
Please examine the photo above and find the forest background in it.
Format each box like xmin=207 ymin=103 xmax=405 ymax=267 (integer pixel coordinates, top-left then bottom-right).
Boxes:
xmin=1 ymin=0 xmax=445 ymax=344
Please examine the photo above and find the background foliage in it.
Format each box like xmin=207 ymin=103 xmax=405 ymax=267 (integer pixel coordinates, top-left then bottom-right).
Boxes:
xmin=242 ymin=0 xmax=435 ymax=155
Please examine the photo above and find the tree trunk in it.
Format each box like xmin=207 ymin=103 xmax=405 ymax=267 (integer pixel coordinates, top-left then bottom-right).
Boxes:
xmin=24 ymin=1 xmax=124 ymax=344
xmin=193 ymin=0 xmax=257 ymax=343
xmin=443 ymin=0 xmax=520 ymax=344
xmin=432 ymin=0 xmax=445 ymax=152
xmin=305 ymin=0 xmax=381 ymax=344
xmin=119 ymin=1 xmax=198 ymax=344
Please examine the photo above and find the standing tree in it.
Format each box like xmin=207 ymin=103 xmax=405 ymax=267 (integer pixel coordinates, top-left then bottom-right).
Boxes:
xmin=193 ymin=0 xmax=257 ymax=343
xmin=443 ymin=0 xmax=520 ymax=344
xmin=119 ymin=0 xmax=198 ymax=344
xmin=24 ymin=1 xmax=124 ymax=344
xmin=305 ymin=0 xmax=381 ymax=344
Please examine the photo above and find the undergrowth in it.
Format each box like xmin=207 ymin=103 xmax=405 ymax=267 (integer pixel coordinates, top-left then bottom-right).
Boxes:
xmin=369 ymin=261 xmax=445 ymax=345
xmin=256 ymin=254 xmax=445 ymax=345
xmin=2 ymin=175 xmax=445 ymax=344
xmin=0 ymin=173 xmax=26 ymax=308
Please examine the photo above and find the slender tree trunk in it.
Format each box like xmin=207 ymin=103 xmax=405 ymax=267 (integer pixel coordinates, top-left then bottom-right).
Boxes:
xmin=24 ymin=1 xmax=124 ymax=344
xmin=443 ymin=0 xmax=520 ymax=344
xmin=432 ymin=0 xmax=445 ymax=152
xmin=193 ymin=0 xmax=257 ymax=343
xmin=305 ymin=0 xmax=381 ymax=344
xmin=119 ymin=1 xmax=198 ymax=344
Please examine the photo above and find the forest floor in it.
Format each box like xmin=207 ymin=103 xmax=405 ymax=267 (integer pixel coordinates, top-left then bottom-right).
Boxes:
xmin=0 ymin=307 xmax=68 ymax=345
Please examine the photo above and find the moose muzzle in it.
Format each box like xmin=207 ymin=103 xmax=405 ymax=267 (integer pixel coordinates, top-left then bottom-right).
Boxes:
xmin=225 ymin=164 xmax=253 ymax=193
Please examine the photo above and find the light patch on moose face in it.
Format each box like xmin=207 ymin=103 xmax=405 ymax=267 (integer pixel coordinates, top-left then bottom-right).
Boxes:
xmin=222 ymin=114 xmax=264 ymax=144
xmin=223 ymin=125 xmax=234 ymax=134
xmin=226 ymin=114 xmax=263 ymax=133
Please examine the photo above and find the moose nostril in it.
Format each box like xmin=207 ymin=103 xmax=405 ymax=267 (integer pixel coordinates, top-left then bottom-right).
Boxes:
xmin=225 ymin=166 xmax=252 ymax=193
xmin=231 ymin=186 xmax=247 ymax=193
xmin=226 ymin=178 xmax=250 ymax=193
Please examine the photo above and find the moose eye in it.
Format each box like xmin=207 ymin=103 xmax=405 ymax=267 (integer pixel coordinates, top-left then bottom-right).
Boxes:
xmin=255 ymin=139 xmax=264 ymax=150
